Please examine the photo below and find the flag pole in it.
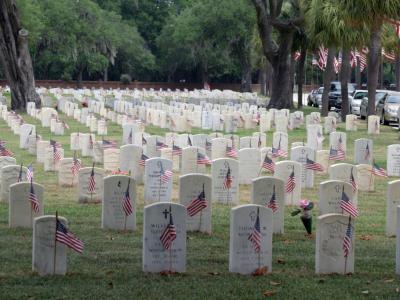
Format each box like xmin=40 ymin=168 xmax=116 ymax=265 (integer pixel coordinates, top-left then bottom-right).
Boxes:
xmin=199 ymin=183 xmax=205 ymax=232
xmin=158 ymin=176 xmax=162 ymax=202
xmin=196 ymin=148 xmax=199 ymax=173
xmin=344 ymin=215 xmax=352 ymax=274
xmin=53 ymin=211 xmax=58 ymax=275
xmin=368 ymin=167 xmax=373 ymax=192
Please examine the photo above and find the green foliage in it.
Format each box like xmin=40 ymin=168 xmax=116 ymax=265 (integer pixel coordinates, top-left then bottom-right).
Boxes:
xmin=120 ymin=74 xmax=132 ymax=84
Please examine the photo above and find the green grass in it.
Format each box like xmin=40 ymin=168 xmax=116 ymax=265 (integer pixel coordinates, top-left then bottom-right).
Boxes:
xmin=1 ymin=105 xmax=400 ymax=299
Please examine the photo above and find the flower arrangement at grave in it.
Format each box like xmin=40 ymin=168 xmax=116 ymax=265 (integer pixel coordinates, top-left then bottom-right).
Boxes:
xmin=291 ymin=199 xmax=314 ymax=235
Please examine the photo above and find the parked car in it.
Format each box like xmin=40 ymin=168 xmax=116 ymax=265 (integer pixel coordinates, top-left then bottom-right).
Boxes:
xmin=328 ymin=81 xmax=356 ymax=110
xmin=376 ymin=91 xmax=400 ymax=125
xmin=349 ymin=90 xmax=368 ymax=115
xmin=314 ymin=87 xmax=323 ymax=107
xmin=359 ymin=91 xmax=387 ymax=119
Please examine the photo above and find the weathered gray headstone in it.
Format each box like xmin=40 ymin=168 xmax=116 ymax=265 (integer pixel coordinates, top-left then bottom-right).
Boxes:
xmin=1 ymin=164 xmax=27 ymax=202
xmin=318 ymin=180 xmax=356 ymax=216
xmin=386 ymin=180 xmax=400 ymax=237
xmin=78 ymin=166 xmax=105 ymax=203
xmin=144 ymin=158 xmax=173 ymax=204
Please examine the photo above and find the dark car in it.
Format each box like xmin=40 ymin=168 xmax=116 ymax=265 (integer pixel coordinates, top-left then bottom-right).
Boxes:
xmin=328 ymin=82 xmax=356 ymax=110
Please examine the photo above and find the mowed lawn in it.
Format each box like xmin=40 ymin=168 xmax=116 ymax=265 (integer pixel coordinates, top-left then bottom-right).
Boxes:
xmin=1 ymin=105 xmax=400 ymax=299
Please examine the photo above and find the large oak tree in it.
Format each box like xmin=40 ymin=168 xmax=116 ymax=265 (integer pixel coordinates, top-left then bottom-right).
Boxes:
xmin=0 ymin=0 xmax=40 ymax=110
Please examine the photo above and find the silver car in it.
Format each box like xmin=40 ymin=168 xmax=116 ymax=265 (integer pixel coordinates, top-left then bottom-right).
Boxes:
xmin=359 ymin=91 xmax=387 ymax=119
xmin=349 ymin=90 xmax=367 ymax=115
xmin=376 ymin=91 xmax=400 ymax=125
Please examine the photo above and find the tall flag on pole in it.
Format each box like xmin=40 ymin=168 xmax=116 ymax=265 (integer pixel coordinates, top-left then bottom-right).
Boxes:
xmin=285 ymin=168 xmax=296 ymax=193
xmin=340 ymin=186 xmax=359 ymax=218
xmin=55 ymin=216 xmax=84 ymax=254
xmin=51 ymin=141 xmax=61 ymax=163
xmin=139 ymin=153 xmax=149 ymax=167
xmin=102 ymin=139 xmax=117 ymax=149
xmin=29 ymin=180 xmax=39 ymax=213
xmin=122 ymin=179 xmax=133 ymax=216
xmin=305 ymin=156 xmax=324 ymax=172
xmin=88 ymin=163 xmax=96 ymax=192
xmin=248 ymin=207 xmax=261 ymax=253
xmin=26 ymin=164 xmax=34 ymax=182
xmin=262 ymin=154 xmax=275 ymax=173
xmin=197 ymin=152 xmax=212 ymax=165
xmin=343 ymin=222 xmax=352 ymax=258
xmin=372 ymin=162 xmax=388 ymax=178
xmin=350 ymin=169 xmax=358 ymax=192
xmin=186 ymin=184 xmax=208 ymax=217
xmin=267 ymin=186 xmax=278 ymax=213
xmin=160 ymin=206 xmax=177 ymax=250
xmin=71 ymin=151 xmax=81 ymax=176
xmin=160 ymin=163 xmax=173 ymax=184
xmin=223 ymin=166 xmax=233 ymax=190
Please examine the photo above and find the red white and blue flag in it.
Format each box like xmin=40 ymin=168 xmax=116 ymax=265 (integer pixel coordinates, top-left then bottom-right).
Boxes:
xmin=26 ymin=164 xmax=34 ymax=182
xmin=223 ymin=166 xmax=233 ymax=190
xmin=56 ymin=217 xmax=84 ymax=254
xmin=187 ymin=186 xmax=208 ymax=217
xmin=305 ymin=157 xmax=324 ymax=172
xmin=29 ymin=180 xmax=40 ymax=213
xmin=340 ymin=187 xmax=359 ymax=218
xmin=343 ymin=222 xmax=352 ymax=258
xmin=285 ymin=169 xmax=296 ymax=193
xmin=160 ymin=164 xmax=173 ymax=184
xmin=172 ymin=143 xmax=182 ymax=156
xmin=197 ymin=152 xmax=212 ymax=165
xmin=88 ymin=164 xmax=96 ymax=192
xmin=248 ymin=208 xmax=261 ymax=253
xmin=372 ymin=162 xmax=388 ymax=178
xmin=139 ymin=153 xmax=149 ymax=167
xmin=122 ymin=179 xmax=133 ymax=216
xmin=262 ymin=154 xmax=275 ymax=173
xmin=71 ymin=151 xmax=81 ymax=176
xmin=267 ymin=186 xmax=278 ymax=213
xmin=226 ymin=146 xmax=238 ymax=158
xmin=160 ymin=207 xmax=177 ymax=250
xmin=350 ymin=169 xmax=358 ymax=192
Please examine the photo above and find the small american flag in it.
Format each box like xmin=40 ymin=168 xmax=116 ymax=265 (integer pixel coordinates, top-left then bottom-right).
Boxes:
xmin=257 ymin=135 xmax=262 ymax=148
xmin=248 ymin=208 xmax=261 ymax=253
xmin=52 ymin=144 xmax=61 ymax=163
xmin=186 ymin=185 xmax=207 ymax=217
xmin=272 ymin=137 xmax=287 ymax=158
xmin=142 ymin=135 xmax=147 ymax=145
xmin=160 ymin=163 xmax=173 ymax=184
xmin=223 ymin=166 xmax=233 ymax=190
xmin=160 ymin=207 xmax=177 ymax=250
xmin=337 ymin=135 xmax=345 ymax=157
xmin=172 ymin=143 xmax=182 ymax=156
xmin=262 ymin=154 xmax=275 ymax=173
xmin=285 ymin=169 xmax=296 ymax=193
xmin=71 ymin=151 xmax=81 ymax=176
xmin=350 ymin=169 xmax=358 ymax=192
xmin=28 ymin=180 xmax=40 ymax=213
xmin=305 ymin=157 xmax=324 ymax=172
xmin=26 ymin=164 xmax=34 ymax=182
xmin=187 ymin=136 xmax=193 ymax=146
xmin=340 ymin=186 xmax=359 ymax=218
xmin=139 ymin=153 xmax=149 ymax=167
xmin=197 ymin=152 xmax=212 ymax=165
xmin=0 ymin=144 xmax=14 ymax=157
xmin=343 ymin=222 xmax=352 ymax=258
xmin=226 ymin=146 xmax=238 ymax=158
xmin=372 ymin=162 xmax=388 ymax=178
xmin=156 ymin=140 xmax=168 ymax=151
xmin=329 ymin=147 xmax=345 ymax=160
xmin=122 ymin=179 xmax=133 ymax=216
xmin=267 ymin=186 xmax=278 ymax=213
xmin=102 ymin=139 xmax=117 ymax=149
xmin=56 ymin=217 xmax=84 ymax=254
xmin=364 ymin=143 xmax=370 ymax=161
xmin=205 ymin=139 xmax=212 ymax=151
xmin=88 ymin=164 xmax=96 ymax=192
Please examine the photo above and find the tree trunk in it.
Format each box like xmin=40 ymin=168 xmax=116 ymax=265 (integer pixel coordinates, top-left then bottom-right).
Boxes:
xmin=340 ymin=49 xmax=351 ymax=121
xmin=103 ymin=66 xmax=108 ymax=82
xmin=268 ymin=32 xmax=294 ymax=109
xmin=297 ymin=47 xmax=307 ymax=108
xmin=396 ymin=52 xmax=400 ymax=92
xmin=289 ymin=54 xmax=295 ymax=108
xmin=265 ymin=60 xmax=273 ymax=96
xmin=0 ymin=0 xmax=40 ymax=111
xmin=77 ymin=68 xmax=83 ymax=89
xmin=258 ymin=68 xmax=267 ymax=95
xmin=355 ymin=57 xmax=361 ymax=88
xmin=367 ymin=24 xmax=382 ymax=116
xmin=321 ymin=47 xmax=336 ymax=116
xmin=240 ymin=60 xmax=252 ymax=92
